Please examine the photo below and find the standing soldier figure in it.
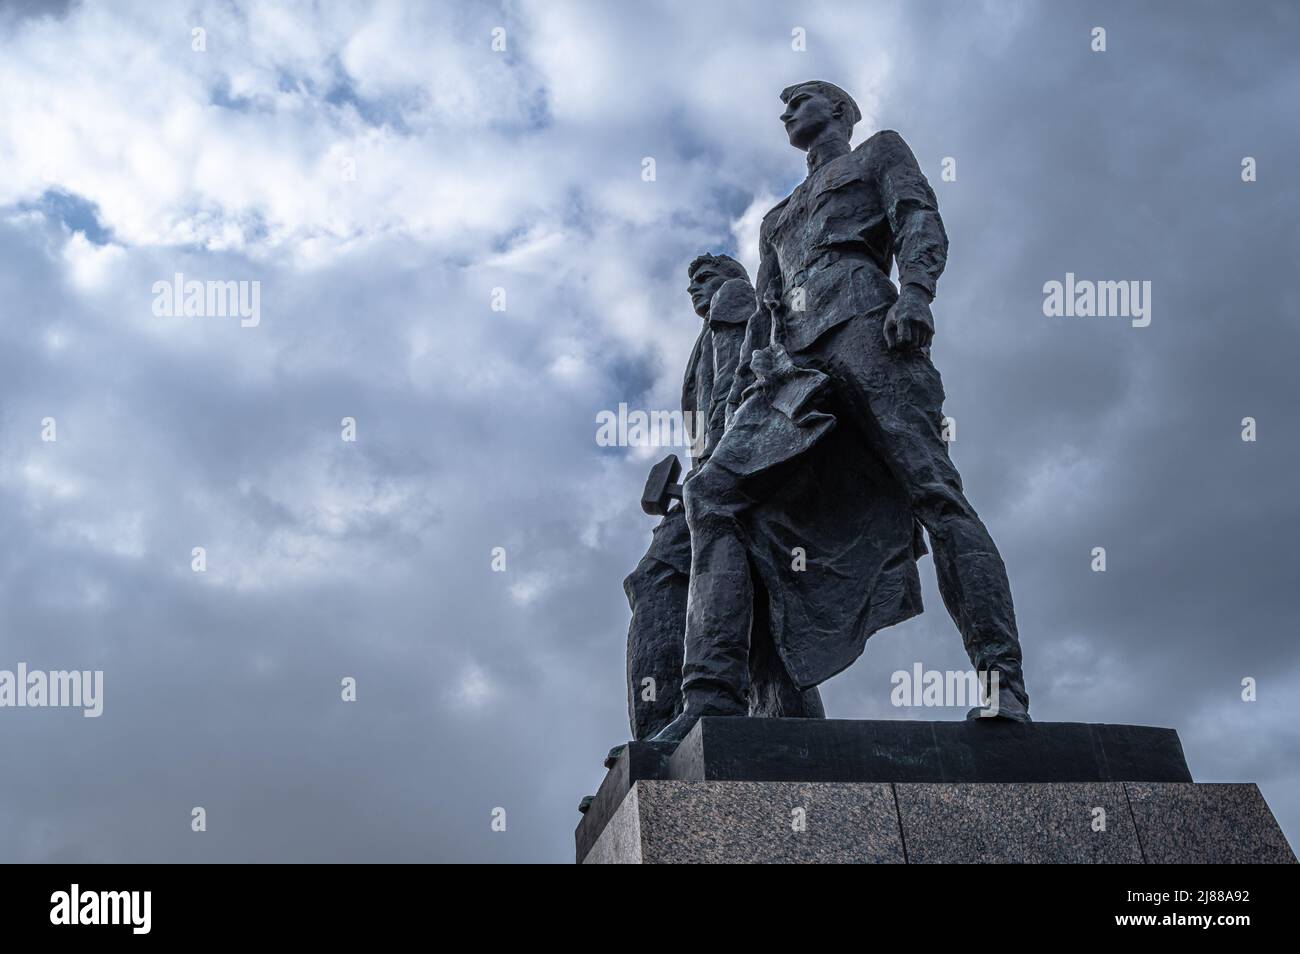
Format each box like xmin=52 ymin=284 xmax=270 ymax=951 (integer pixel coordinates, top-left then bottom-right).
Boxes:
xmin=621 ymin=254 xmax=823 ymax=748
xmin=652 ymin=82 xmax=1029 ymax=746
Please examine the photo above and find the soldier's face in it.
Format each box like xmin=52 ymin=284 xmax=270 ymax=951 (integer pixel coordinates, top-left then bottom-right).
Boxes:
xmin=780 ymin=90 xmax=838 ymax=150
xmin=688 ymin=267 xmax=726 ymax=317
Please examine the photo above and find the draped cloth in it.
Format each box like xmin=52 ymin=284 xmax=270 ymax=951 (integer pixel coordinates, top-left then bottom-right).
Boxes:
xmin=705 ymin=338 xmax=926 ymax=690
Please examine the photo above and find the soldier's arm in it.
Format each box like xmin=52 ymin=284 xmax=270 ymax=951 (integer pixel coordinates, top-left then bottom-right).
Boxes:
xmin=875 ymin=130 xmax=948 ymax=302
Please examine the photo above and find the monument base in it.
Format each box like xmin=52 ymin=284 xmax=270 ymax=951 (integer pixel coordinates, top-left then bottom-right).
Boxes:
xmin=576 ymin=719 xmax=1296 ymax=864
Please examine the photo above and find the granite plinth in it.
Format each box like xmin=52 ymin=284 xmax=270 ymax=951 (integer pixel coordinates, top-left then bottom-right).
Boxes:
xmin=576 ymin=718 xmax=1192 ymax=862
xmin=584 ymin=780 xmax=1295 ymax=864
xmin=577 ymin=719 xmax=1295 ymax=864
xmin=1126 ymin=782 xmax=1297 ymax=864
xmin=585 ymin=781 xmax=903 ymax=864
xmin=894 ymin=782 xmax=1143 ymax=863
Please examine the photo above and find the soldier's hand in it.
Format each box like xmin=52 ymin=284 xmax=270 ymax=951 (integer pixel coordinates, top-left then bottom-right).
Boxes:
xmin=884 ymin=286 xmax=935 ymax=352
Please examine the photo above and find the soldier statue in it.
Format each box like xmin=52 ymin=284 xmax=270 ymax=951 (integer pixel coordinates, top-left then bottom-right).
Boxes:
xmin=647 ymin=81 xmax=1029 ymax=747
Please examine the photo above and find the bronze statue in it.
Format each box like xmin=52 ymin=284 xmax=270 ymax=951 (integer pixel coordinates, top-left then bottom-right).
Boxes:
xmin=645 ymin=81 xmax=1029 ymax=747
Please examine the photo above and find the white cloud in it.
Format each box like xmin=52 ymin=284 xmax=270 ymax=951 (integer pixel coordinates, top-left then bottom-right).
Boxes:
xmin=61 ymin=231 xmax=123 ymax=291
xmin=730 ymin=191 xmax=777 ymax=278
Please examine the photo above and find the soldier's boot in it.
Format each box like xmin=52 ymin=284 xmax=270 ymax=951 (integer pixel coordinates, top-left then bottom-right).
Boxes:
xmin=966 ymin=668 xmax=1031 ymax=722
xmin=647 ymin=688 xmax=745 ymax=748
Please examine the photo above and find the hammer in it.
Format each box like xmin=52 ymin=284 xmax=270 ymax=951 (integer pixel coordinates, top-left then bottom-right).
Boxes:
xmin=641 ymin=454 xmax=684 ymax=516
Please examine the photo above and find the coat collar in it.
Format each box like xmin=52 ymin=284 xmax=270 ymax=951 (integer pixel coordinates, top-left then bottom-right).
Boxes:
xmin=806 ymin=137 xmax=851 ymax=174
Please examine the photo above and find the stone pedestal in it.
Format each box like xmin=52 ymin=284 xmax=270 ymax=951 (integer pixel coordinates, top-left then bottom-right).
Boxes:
xmin=576 ymin=719 xmax=1296 ymax=864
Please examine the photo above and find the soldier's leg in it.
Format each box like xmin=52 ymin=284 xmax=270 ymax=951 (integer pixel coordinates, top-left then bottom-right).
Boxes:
xmin=622 ymin=513 xmax=689 ymax=740
xmin=649 ymin=461 xmax=756 ymax=743
xmin=680 ymin=461 xmax=755 ymax=713
xmin=817 ymin=318 xmax=1028 ymax=712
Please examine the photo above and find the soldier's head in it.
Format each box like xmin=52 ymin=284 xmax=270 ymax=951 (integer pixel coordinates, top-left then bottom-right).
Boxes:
xmin=686 ymin=254 xmax=748 ymax=318
xmin=779 ymin=80 xmax=861 ymax=151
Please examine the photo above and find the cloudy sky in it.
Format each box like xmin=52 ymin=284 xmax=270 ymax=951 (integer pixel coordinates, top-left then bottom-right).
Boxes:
xmin=0 ymin=0 xmax=1296 ymax=863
